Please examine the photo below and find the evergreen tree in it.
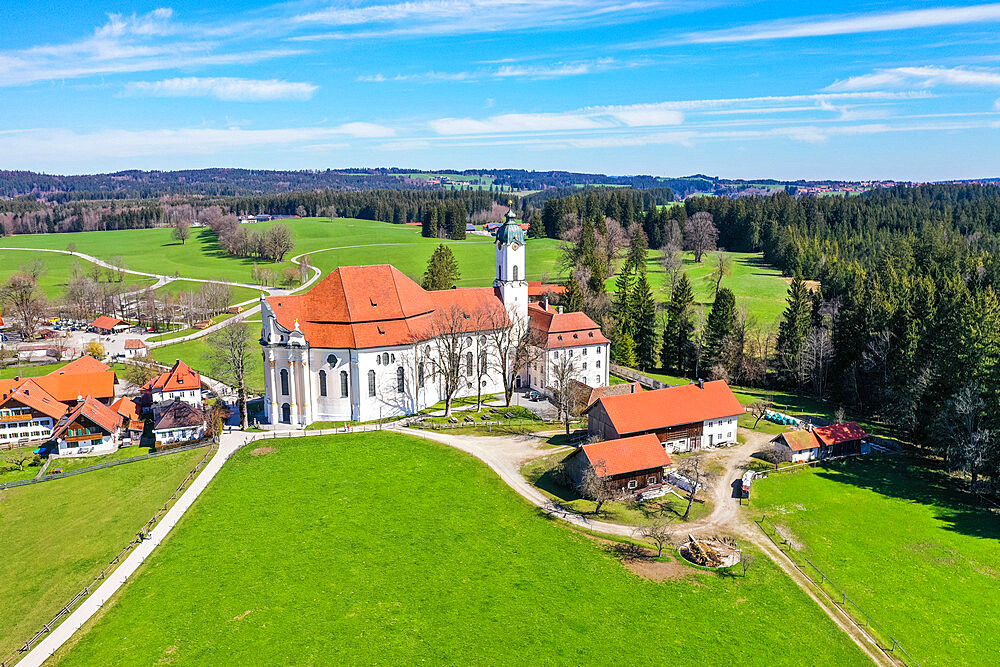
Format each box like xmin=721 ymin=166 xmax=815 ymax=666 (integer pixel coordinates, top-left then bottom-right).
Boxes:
xmin=563 ymin=273 xmax=584 ymax=313
xmin=613 ymin=259 xmax=637 ymax=337
xmin=611 ymin=330 xmax=637 ymax=367
xmin=661 ymin=273 xmax=695 ymax=374
xmin=627 ymin=226 xmax=649 ymax=271
xmin=776 ymin=275 xmax=813 ymax=381
xmin=702 ymin=287 xmax=737 ymax=377
xmin=633 ymin=271 xmax=658 ymax=370
xmin=421 ymin=207 xmax=438 ymax=238
xmin=528 ymin=211 xmax=545 ymax=238
xmin=422 ymin=244 xmax=460 ymax=290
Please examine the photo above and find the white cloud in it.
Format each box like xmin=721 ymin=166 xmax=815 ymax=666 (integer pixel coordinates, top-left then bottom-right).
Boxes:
xmin=430 ymin=112 xmax=606 ymax=135
xmin=683 ymin=4 xmax=1000 ymax=43
xmin=125 ymin=77 xmax=318 ymax=101
xmin=827 ymin=66 xmax=1000 ymax=92
xmin=358 ymin=58 xmax=628 ymax=83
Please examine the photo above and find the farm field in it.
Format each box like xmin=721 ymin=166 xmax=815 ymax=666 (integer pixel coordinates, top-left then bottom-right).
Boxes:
xmin=54 ymin=432 xmax=868 ymax=666
xmin=751 ymin=456 xmax=1000 ymax=667
xmin=0 ymin=249 xmax=156 ymax=298
xmin=0 ymin=447 xmax=208 ymax=660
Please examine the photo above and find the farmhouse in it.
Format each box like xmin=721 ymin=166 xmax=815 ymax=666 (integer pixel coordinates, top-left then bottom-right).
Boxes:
xmin=260 ymin=207 xmax=608 ymax=425
xmin=774 ymin=422 xmax=869 ymax=462
xmin=567 ymin=378 xmax=642 ymax=416
xmin=123 ymin=339 xmax=147 ymax=358
xmin=50 ymin=395 xmax=125 ymax=456
xmin=153 ymin=398 xmax=208 ymax=446
xmin=565 ymin=433 xmax=674 ymax=497
xmin=584 ymin=380 xmax=743 ymax=452
xmin=111 ymin=396 xmax=145 ymax=445
xmin=142 ymin=359 xmax=203 ymax=418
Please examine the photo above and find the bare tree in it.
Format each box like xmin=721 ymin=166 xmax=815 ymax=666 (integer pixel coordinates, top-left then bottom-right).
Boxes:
xmin=2 ymin=274 xmax=47 ymax=339
xmin=749 ymin=400 xmax=774 ymax=429
xmin=802 ymin=326 xmax=834 ymax=397
xmin=660 ymin=242 xmax=684 ymax=295
xmin=172 ymin=219 xmax=191 ymax=245
xmin=684 ymin=212 xmax=718 ymax=263
xmin=676 ymin=451 xmax=714 ymax=521
xmin=638 ymin=520 xmax=673 ymax=557
xmin=19 ymin=259 xmax=47 ymax=281
xmin=208 ymin=322 xmax=254 ymax=429
xmin=710 ymin=251 xmax=732 ymax=297
xmin=420 ymin=305 xmax=474 ymax=416
xmin=577 ymin=459 xmax=616 ymax=514
xmin=550 ymin=352 xmax=580 ymax=435
xmin=740 ymin=550 xmax=757 ymax=577
xmin=123 ymin=355 xmax=161 ymax=390
xmin=484 ymin=309 xmax=542 ymax=406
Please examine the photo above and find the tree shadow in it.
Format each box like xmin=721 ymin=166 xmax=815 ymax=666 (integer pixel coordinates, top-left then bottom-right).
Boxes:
xmin=811 ymin=454 xmax=1000 ymax=541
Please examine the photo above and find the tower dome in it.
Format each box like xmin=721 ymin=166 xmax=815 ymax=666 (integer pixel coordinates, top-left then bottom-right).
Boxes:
xmin=496 ymin=204 xmax=525 ymax=245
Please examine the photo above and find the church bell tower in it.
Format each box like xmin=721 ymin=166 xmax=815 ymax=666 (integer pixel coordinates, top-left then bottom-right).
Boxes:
xmin=494 ymin=202 xmax=528 ymax=327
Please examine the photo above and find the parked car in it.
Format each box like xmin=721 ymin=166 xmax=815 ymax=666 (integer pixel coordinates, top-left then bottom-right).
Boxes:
xmin=528 ymin=390 xmax=542 ymax=401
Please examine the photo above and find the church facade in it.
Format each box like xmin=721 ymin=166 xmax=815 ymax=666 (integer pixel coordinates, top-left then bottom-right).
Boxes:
xmin=260 ymin=209 xmax=609 ymax=426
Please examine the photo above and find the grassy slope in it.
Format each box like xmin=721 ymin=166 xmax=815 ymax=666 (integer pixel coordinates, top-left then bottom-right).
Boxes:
xmin=153 ymin=280 xmax=263 ymax=305
xmin=0 ymin=447 xmax=208 ymax=659
xmin=57 ymin=433 xmax=867 ymax=666
xmin=0 ymin=250 xmax=156 ymax=298
xmin=752 ymin=456 xmax=1000 ymax=667
xmin=149 ymin=322 xmax=263 ymax=394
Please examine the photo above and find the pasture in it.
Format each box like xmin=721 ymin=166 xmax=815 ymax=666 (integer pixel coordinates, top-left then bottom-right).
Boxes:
xmin=0 ymin=249 xmax=156 ymax=298
xmin=751 ymin=456 xmax=1000 ymax=667
xmin=54 ymin=432 xmax=868 ymax=666
xmin=0 ymin=447 xmax=208 ymax=660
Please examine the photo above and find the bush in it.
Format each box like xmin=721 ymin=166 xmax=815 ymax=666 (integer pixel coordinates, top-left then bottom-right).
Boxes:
xmin=753 ymin=446 xmax=791 ymax=465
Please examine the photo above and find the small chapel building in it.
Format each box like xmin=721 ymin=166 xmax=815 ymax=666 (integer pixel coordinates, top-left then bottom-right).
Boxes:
xmin=259 ymin=208 xmax=609 ymax=426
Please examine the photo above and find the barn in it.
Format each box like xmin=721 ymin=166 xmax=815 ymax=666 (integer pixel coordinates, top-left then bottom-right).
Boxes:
xmin=565 ymin=433 xmax=674 ymax=498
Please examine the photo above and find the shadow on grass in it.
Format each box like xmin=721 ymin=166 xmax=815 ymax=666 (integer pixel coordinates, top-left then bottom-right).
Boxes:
xmin=812 ymin=454 xmax=1000 ymax=541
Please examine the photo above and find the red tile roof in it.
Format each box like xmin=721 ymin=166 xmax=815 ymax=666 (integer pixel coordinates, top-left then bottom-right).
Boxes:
xmin=58 ymin=356 xmax=111 ymax=374
xmin=124 ymin=339 xmax=147 ymax=350
xmin=585 ymin=380 xmax=744 ymax=435
xmin=528 ymin=302 xmax=609 ymax=349
xmin=91 ymin=316 xmax=124 ymax=330
xmin=144 ymin=359 xmax=201 ymax=393
xmin=814 ymin=422 xmax=868 ymax=446
xmin=579 ymin=434 xmax=673 ymax=477
xmin=0 ymin=379 xmax=68 ymax=420
xmin=52 ymin=395 xmax=122 ymax=439
xmin=779 ymin=430 xmax=820 ymax=452
xmin=34 ymin=371 xmax=116 ymax=403
xmin=111 ymin=396 xmax=139 ymax=420
xmin=527 ymin=281 xmax=568 ymax=296
xmin=265 ymin=265 xmax=509 ymax=349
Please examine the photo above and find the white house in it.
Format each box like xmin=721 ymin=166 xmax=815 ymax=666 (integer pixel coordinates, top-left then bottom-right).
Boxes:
xmin=259 ymin=207 xmax=609 ymax=426
xmin=49 ymin=395 xmax=124 ymax=456
xmin=123 ymin=339 xmax=148 ymax=359
xmin=524 ymin=301 xmax=610 ymax=398
xmin=142 ymin=359 xmax=203 ymax=418
xmin=153 ymin=398 xmax=208 ymax=445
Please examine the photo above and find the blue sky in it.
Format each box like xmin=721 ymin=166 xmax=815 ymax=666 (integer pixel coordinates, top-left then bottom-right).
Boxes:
xmin=3 ymin=1 xmax=1000 ymax=180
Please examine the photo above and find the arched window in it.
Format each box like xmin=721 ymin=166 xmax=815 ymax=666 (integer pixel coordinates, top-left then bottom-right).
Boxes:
xmin=281 ymin=403 xmax=291 ymax=423
xmin=512 ymin=264 xmax=518 ymax=281
xmin=340 ymin=370 xmax=349 ymax=397
xmin=396 ymin=366 xmax=404 ymax=393
xmin=376 ymin=355 xmax=381 ymax=365
xmin=382 ymin=352 xmax=389 ymax=365
xmin=319 ymin=370 xmax=328 ymax=397
xmin=479 ymin=351 xmax=487 ymax=375
xmin=465 ymin=352 xmax=473 ymax=376
xmin=368 ymin=370 xmax=376 ymax=396
xmin=280 ymin=368 xmax=289 ymax=396
xmin=418 ymin=363 xmax=424 ymax=387
xmin=498 ymin=264 xmax=501 ymax=280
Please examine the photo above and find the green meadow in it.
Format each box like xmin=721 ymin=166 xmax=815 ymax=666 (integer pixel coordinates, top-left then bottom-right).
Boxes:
xmin=0 ymin=249 xmax=156 ymax=298
xmin=152 ymin=279 xmax=263 ymax=305
xmin=55 ymin=432 xmax=867 ymax=666
xmin=150 ymin=322 xmax=264 ymax=394
xmin=752 ymin=456 xmax=1000 ymax=667
xmin=0 ymin=447 xmax=208 ymax=660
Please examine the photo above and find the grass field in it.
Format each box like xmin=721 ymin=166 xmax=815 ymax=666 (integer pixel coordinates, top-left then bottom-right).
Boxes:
xmin=153 ymin=280 xmax=263 ymax=305
xmin=149 ymin=322 xmax=263 ymax=394
xmin=50 ymin=445 xmax=155 ymax=473
xmin=751 ymin=455 xmax=1000 ymax=667
xmin=0 ymin=445 xmax=44 ymax=482
xmin=0 ymin=447 xmax=208 ymax=660
xmin=54 ymin=432 xmax=867 ymax=665
xmin=0 ymin=249 xmax=156 ymax=298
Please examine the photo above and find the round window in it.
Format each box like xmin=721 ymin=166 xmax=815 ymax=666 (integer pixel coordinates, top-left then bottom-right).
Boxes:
xmin=326 ymin=353 xmax=338 ymax=366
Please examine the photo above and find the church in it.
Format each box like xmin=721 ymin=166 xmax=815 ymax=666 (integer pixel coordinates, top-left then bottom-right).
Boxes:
xmin=260 ymin=209 xmax=609 ymax=426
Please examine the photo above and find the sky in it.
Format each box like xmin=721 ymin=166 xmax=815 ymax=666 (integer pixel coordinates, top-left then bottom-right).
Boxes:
xmin=2 ymin=1 xmax=1000 ymax=180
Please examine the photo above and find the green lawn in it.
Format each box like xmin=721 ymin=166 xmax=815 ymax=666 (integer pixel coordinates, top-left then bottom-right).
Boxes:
xmin=0 ymin=447 xmax=208 ymax=659
xmin=153 ymin=280 xmax=264 ymax=305
xmin=751 ymin=455 xmax=1000 ymax=667
xmin=521 ymin=452 xmax=712 ymax=526
xmin=50 ymin=445 xmax=155 ymax=473
xmin=0 ymin=445 xmax=44 ymax=482
xmin=149 ymin=323 xmax=263 ymax=394
xmin=0 ymin=250 xmax=156 ymax=298
xmin=0 ymin=362 xmax=67 ymax=379
xmin=55 ymin=432 xmax=867 ymax=666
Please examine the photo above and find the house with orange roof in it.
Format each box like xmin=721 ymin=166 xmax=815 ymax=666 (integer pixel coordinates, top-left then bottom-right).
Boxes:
xmin=524 ymin=300 xmax=610 ymax=398
xmin=90 ymin=315 xmax=129 ymax=335
xmin=259 ymin=207 xmax=607 ymax=426
xmin=583 ymin=379 xmax=744 ymax=452
xmin=50 ymin=396 xmax=126 ymax=455
xmin=142 ymin=359 xmax=203 ymax=418
xmin=111 ymin=396 xmax=145 ymax=445
xmin=0 ymin=380 xmax=68 ymax=446
xmin=565 ymin=433 xmax=674 ymax=498
xmin=774 ymin=422 xmax=869 ymax=463
xmin=123 ymin=338 xmax=148 ymax=358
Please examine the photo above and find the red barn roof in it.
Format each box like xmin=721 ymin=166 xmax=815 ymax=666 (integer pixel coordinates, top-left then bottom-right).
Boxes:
xmin=814 ymin=422 xmax=868 ymax=446
xmin=265 ymin=265 xmax=508 ymax=349
xmin=585 ymin=380 xmax=744 ymax=435
xmin=34 ymin=371 xmax=116 ymax=403
xmin=779 ymin=430 xmax=821 ymax=452
xmin=579 ymin=434 xmax=673 ymax=477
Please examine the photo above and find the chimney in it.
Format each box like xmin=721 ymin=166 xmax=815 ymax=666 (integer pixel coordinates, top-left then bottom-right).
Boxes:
xmin=558 ymin=306 xmax=564 ymax=314
xmin=543 ymin=296 xmax=549 ymax=311
xmin=698 ymin=378 xmax=704 ymax=389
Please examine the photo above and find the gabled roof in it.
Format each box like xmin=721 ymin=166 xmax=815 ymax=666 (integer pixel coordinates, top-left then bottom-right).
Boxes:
xmin=779 ymin=429 xmax=821 ymax=452
xmin=153 ymin=399 xmax=206 ymax=431
xmin=265 ymin=265 xmax=508 ymax=349
xmin=578 ymin=434 xmax=673 ymax=477
xmin=124 ymin=338 xmax=147 ymax=350
xmin=584 ymin=380 xmax=744 ymax=435
xmin=568 ymin=379 xmax=642 ymax=414
xmin=111 ymin=396 xmax=139 ymax=420
xmin=144 ymin=359 xmax=201 ymax=393
xmin=528 ymin=302 xmax=608 ymax=349
xmin=34 ymin=371 xmax=116 ymax=403
xmin=58 ymin=356 xmax=111 ymax=374
xmin=0 ymin=379 xmax=68 ymax=420
xmin=91 ymin=315 xmax=124 ymax=330
xmin=527 ymin=281 xmax=568 ymax=296
xmin=51 ymin=395 xmax=122 ymax=439
xmin=814 ymin=422 xmax=868 ymax=445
